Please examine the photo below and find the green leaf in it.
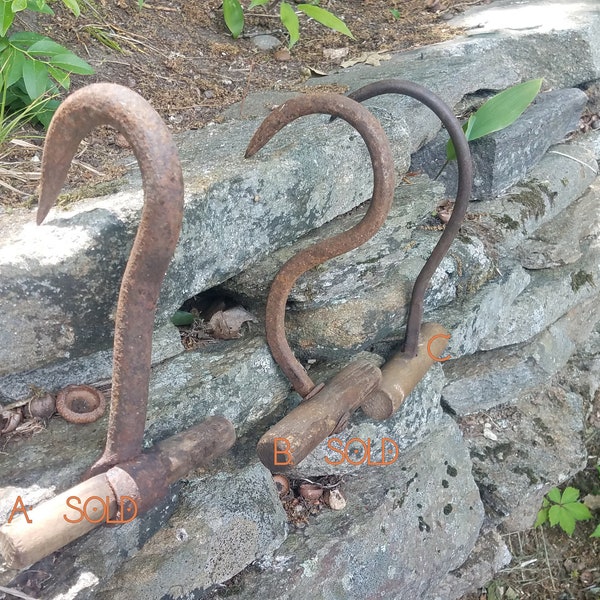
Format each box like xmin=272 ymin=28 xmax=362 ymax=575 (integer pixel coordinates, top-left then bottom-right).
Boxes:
xmin=0 ymin=2 xmax=15 ymax=36
xmin=11 ymin=0 xmax=27 ymax=13
xmin=465 ymin=78 xmax=543 ymax=140
xmin=9 ymin=31 xmax=45 ymax=48
xmin=6 ymin=48 xmax=25 ymax=86
xmin=35 ymin=97 xmax=60 ymax=128
xmin=558 ymin=509 xmax=576 ymax=536
xmin=49 ymin=52 xmax=94 ymax=74
xmin=223 ymin=0 xmax=244 ymax=39
xmin=28 ymin=38 xmax=69 ymax=56
xmin=171 ymin=310 xmax=195 ymax=326
xmin=563 ymin=502 xmax=592 ymax=521
xmin=280 ymin=1 xmax=299 ymax=49
xmin=547 ymin=487 xmax=561 ymax=504
xmin=60 ymin=0 xmax=80 ymax=17
xmin=534 ymin=508 xmax=548 ymax=527
xmin=389 ymin=8 xmax=401 ymax=19
xmin=561 ymin=486 xmax=581 ymax=504
xmin=447 ymin=78 xmax=543 ymax=160
xmin=47 ymin=64 xmax=70 ymax=89
xmin=26 ymin=0 xmax=53 ymax=14
xmin=297 ymin=4 xmax=353 ymax=39
xmin=22 ymin=58 xmax=49 ymax=99
xmin=591 ymin=523 xmax=600 ymax=538
xmin=248 ymin=0 xmax=269 ymax=8
xmin=548 ymin=504 xmax=560 ymax=527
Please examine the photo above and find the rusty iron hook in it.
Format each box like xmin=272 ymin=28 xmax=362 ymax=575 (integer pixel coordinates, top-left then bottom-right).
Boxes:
xmin=37 ymin=82 xmax=186 ymax=476
xmin=245 ymin=93 xmax=396 ymax=399
xmin=342 ymin=79 xmax=473 ymax=357
xmin=0 ymin=83 xmax=236 ymax=570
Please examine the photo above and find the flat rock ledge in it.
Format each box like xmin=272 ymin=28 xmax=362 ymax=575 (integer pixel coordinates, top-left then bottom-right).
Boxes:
xmin=1 ymin=1 xmax=600 ymax=599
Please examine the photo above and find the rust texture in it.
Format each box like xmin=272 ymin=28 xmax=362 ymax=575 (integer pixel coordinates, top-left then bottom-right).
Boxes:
xmin=245 ymin=93 xmax=396 ymax=398
xmin=37 ymin=83 xmax=185 ymax=475
xmin=345 ymin=79 xmax=473 ymax=357
xmin=55 ymin=384 xmax=106 ymax=424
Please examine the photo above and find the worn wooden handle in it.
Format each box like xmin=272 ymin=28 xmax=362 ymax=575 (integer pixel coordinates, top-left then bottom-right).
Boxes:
xmin=0 ymin=474 xmax=120 ymax=570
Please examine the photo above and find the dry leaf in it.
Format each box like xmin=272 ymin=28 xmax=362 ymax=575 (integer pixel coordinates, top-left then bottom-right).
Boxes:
xmin=436 ymin=199 xmax=454 ymax=224
xmin=208 ymin=307 xmax=257 ymax=340
xmin=323 ymin=47 xmax=349 ymax=61
xmin=583 ymin=493 xmax=600 ymax=511
xmin=306 ymin=66 xmax=328 ymax=76
xmin=341 ymin=51 xmax=391 ymax=68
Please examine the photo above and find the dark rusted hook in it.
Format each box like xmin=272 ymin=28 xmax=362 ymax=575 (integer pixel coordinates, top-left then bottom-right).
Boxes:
xmin=245 ymin=93 xmax=396 ymax=399
xmin=341 ymin=79 xmax=473 ymax=357
xmin=0 ymin=84 xmax=236 ymax=570
xmin=37 ymin=83 xmax=186 ymax=476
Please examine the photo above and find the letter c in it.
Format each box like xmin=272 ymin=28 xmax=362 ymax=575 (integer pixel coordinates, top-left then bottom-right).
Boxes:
xmin=427 ymin=333 xmax=452 ymax=362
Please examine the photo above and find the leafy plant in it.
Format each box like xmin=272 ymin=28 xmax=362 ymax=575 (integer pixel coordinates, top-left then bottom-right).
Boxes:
xmin=446 ymin=78 xmax=543 ymax=160
xmin=0 ymin=0 xmax=94 ymax=132
xmin=535 ymin=486 xmax=592 ymax=536
xmin=222 ymin=0 xmax=353 ymax=49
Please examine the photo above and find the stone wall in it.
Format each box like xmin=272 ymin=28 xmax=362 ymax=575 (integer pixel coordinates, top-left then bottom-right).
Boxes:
xmin=1 ymin=0 xmax=600 ymax=598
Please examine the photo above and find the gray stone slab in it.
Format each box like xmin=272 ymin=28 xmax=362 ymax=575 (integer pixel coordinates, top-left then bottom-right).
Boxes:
xmin=223 ymin=176 xmax=495 ymax=357
xmin=411 ymin=88 xmax=588 ymax=200
xmin=481 ymin=181 xmax=600 ymax=349
xmin=2 ymin=0 xmax=600 ymax=378
xmin=462 ymin=383 xmax=587 ymax=532
xmin=209 ymin=417 xmax=484 ymax=600
xmin=94 ymin=463 xmax=287 ymax=599
xmin=442 ymin=295 xmax=600 ymax=415
xmin=431 ymin=530 xmax=512 ymax=600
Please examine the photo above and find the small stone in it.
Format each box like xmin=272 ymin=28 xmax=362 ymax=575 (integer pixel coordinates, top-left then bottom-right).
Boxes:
xmin=204 ymin=90 xmax=214 ymax=99
xmin=324 ymin=488 xmax=346 ymax=510
xmin=323 ymin=47 xmax=349 ymax=61
xmin=252 ymin=35 xmax=281 ymax=51
xmin=483 ymin=423 xmax=498 ymax=441
xmin=274 ymin=48 xmax=291 ymax=62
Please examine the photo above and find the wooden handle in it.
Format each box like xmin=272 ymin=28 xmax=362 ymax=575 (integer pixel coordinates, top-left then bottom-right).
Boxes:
xmin=0 ymin=474 xmax=119 ymax=570
xmin=361 ymin=322 xmax=450 ymax=420
xmin=257 ymin=360 xmax=382 ymax=472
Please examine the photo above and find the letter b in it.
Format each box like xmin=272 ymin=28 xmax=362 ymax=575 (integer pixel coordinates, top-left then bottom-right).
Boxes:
xmin=273 ymin=437 xmax=294 ymax=466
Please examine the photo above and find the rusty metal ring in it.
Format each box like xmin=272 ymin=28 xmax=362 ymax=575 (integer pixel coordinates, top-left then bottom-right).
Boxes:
xmin=245 ymin=93 xmax=396 ymax=399
xmin=56 ymin=384 xmax=106 ymax=424
xmin=341 ymin=79 xmax=473 ymax=357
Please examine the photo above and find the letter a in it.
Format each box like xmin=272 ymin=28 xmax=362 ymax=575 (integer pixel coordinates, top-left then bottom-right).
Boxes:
xmin=8 ymin=496 xmax=32 ymax=524
xmin=273 ymin=437 xmax=294 ymax=466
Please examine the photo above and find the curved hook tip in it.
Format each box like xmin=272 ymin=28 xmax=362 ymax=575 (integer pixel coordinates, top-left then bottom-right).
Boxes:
xmin=245 ymin=132 xmax=266 ymax=159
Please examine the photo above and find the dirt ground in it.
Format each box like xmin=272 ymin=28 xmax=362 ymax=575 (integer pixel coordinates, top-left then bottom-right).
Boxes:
xmin=1 ymin=1 xmax=599 ymax=599
xmin=0 ymin=0 xmax=481 ymax=206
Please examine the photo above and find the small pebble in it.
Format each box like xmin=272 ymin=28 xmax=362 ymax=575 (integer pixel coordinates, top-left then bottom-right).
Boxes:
xmin=483 ymin=422 xmax=498 ymax=441
xmin=252 ymin=34 xmax=281 ymax=51
xmin=274 ymin=48 xmax=291 ymax=62
xmin=324 ymin=488 xmax=346 ymax=510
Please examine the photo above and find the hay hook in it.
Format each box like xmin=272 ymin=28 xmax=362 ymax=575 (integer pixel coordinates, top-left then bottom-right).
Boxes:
xmin=37 ymin=82 xmax=185 ymax=476
xmin=245 ymin=93 xmax=396 ymax=400
xmin=341 ymin=79 xmax=473 ymax=357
